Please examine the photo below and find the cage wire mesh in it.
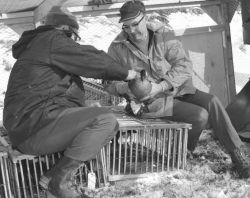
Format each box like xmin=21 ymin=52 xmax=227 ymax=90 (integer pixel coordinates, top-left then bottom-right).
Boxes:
xmin=104 ymin=119 xmax=190 ymax=181
xmin=0 ymin=149 xmax=12 ymax=198
xmin=5 ymin=149 xmax=107 ymax=198
xmin=82 ymin=78 xmax=123 ymax=106
xmin=0 ymin=79 xmax=191 ymax=197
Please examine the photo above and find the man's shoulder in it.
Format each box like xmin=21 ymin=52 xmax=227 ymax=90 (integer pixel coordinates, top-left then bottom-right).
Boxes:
xmin=147 ymin=22 xmax=175 ymax=40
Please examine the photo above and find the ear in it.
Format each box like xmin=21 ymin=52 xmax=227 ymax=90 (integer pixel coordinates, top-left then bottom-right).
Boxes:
xmin=56 ymin=25 xmax=70 ymax=31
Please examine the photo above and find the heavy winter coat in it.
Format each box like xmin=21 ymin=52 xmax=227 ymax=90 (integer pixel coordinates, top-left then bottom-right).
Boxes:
xmin=3 ymin=25 xmax=128 ymax=146
xmin=107 ymin=23 xmax=196 ymax=117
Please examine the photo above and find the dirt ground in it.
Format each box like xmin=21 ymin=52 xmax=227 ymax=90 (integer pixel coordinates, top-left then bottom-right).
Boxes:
xmin=83 ymin=130 xmax=250 ymax=198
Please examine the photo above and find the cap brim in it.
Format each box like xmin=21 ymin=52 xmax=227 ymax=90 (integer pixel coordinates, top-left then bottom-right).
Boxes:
xmin=119 ymin=10 xmax=141 ymax=23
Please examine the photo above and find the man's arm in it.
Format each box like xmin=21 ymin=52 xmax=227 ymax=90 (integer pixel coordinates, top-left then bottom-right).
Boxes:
xmin=50 ymin=33 xmax=131 ymax=81
xmin=104 ymin=43 xmax=135 ymax=101
xmin=161 ymin=39 xmax=193 ymax=90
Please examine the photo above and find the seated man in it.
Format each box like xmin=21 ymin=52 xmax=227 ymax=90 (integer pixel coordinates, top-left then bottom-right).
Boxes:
xmin=3 ymin=6 xmax=138 ymax=198
xmin=104 ymin=0 xmax=250 ymax=178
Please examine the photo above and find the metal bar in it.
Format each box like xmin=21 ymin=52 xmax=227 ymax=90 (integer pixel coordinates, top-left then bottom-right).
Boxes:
xmin=167 ymin=129 xmax=172 ymax=171
xmin=156 ymin=129 xmax=160 ymax=172
xmin=0 ymin=157 xmax=8 ymax=198
xmin=13 ymin=162 xmax=21 ymax=198
xmin=4 ymin=157 xmax=12 ymax=198
xmin=146 ymin=129 xmax=149 ymax=172
xmin=182 ymin=128 xmax=189 ymax=169
xmin=38 ymin=156 xmax=43 ymax=176
xmin=162 ymin=129 xmax=166 ymax=171
xmin=107 ymin=142 xmax=110 ymax=177
xmin=172 ymin=130 xmax=177 ymax=169
xmin=45 ymin=155 xmax=49 ymax=171
xmin=124 ymin=130 xmax=127 ymax=174
xmin=151 ymin=129 xmax=155 ymax=172
xmin=118 ymin=130 xmax=122 ymax=175
xmin=26 ymin=159 xmax=34 ymax=198
xmin=129 ymin=129 xmax=133 ymax=174
xmin=19 ymin=160 xmax=27 ymax=198
xmin=32 ymin=159 xmax=40 ymax=198
xmin=177 ymin=129 xmax=183 ymax=170
xmin=101 ymin=148 xmax=107 ymax=186
xmin=52 ymin=153 xmax=55 ymax=165
xmin=135 ymin=129 xmax=139 ymax=173
xmin=112 ymin=134 xmax=116 ymax=176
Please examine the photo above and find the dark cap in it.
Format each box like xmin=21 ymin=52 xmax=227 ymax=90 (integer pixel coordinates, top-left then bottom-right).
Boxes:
xmin=119 ymin=0 xmax=145 ymax=23
xmin=45 ymin=6 xmax=79 ymax=30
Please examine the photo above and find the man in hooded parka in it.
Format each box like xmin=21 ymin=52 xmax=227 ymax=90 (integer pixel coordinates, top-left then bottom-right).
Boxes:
xmin=3 ymin=6 xmax=138 ymax=198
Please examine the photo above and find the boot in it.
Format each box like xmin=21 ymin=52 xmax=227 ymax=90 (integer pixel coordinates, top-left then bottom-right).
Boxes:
xmin=47 ymin=156 xmax=83 ymax=198
xmin=39 ymin=164 xmax=57 ymax=190
xmin=230 ymin=145 xmax=250 ymax=178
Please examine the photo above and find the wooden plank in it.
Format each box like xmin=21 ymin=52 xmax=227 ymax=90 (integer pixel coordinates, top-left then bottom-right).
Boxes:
xmin=67 ymin=0 xmax=221 ymax=17
xmin=0 ymin=0 xmax=43 ymax=14
xmin=221 ymin=1 xmax=236 ymax=102
xmin=174 ymin=25 xmax=225 ymax=37
xmin=179 ymin=30 xmax=230 ymax=106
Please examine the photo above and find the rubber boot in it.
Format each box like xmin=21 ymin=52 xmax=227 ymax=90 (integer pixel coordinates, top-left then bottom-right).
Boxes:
xmin=46 ymin=156 xmax=83 ymax=198
xmin=39 ymin=164 xmax=57 ymax=190
xmin=230 ymin=145 xmax=250 ymax=178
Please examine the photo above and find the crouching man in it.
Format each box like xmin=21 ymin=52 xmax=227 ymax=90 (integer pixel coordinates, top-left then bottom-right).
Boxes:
xmin=3 ymin=6 xmax=138 ymax=198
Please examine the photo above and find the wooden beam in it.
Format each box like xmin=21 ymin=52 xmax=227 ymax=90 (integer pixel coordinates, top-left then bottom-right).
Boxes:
xmin=66 ymin=0 xmax=221 ymax=17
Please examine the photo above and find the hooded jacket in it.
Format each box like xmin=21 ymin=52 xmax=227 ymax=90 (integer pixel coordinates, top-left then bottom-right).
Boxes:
xmin=3 ymin=25 xmax=128 ymax=146
xmin=106 ymin=23 xmax=196 ymax=117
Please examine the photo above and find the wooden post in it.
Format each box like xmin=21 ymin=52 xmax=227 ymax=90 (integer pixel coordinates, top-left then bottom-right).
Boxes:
xmin=241 ymin=0 xmax=250 ymax=44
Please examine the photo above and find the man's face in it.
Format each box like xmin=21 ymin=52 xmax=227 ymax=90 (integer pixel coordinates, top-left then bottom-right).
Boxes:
xmin=122 ymin=13 xmax=147 ymax=42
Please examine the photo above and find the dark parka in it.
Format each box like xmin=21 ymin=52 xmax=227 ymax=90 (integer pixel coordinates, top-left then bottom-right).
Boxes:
xmin=3 ymin=26 xmax=128 ymax=146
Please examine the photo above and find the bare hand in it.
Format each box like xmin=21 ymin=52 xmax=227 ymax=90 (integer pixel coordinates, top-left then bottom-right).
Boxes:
xmin=125 ymin=70 xmax=140 ymax=81
xmin=140 ymin=82 xmax=163 ymax=102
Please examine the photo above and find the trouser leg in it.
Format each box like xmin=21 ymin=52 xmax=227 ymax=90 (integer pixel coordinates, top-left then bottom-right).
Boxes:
xmin=178 ymin=90 xmax=243 ymax=152
xmin=167 ymin=99 xmax=208 ymax=151
xmin=18 ymin=107 xmax=118 ymax=161
xmin=226 ymin=79 xmax=250 ymax=131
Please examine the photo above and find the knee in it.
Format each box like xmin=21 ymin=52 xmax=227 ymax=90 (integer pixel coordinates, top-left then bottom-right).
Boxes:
xmin=196 ymin=108 xmax=209 ymax=127
xmin=210 ymin=95 xmax=222 ymax=106
xmin=98 ymin=113 xmax=118 ymax=130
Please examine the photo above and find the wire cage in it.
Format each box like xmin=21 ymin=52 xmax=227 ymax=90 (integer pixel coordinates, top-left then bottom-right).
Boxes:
xmin=0 ymin=79 xmax=191 ymax=197
xmin=5 ymin=149 xmax=107 ymax=198
xmin=82 ymin=78 xmax=123 ymax=106
xmin=104 ymin=117 xmax=191 ymax=181
xmin=0 ymin=147 xmax=12 ymax=198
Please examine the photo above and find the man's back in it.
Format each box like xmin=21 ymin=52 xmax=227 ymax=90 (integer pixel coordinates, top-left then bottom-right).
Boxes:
xmin=3 ymin=26 xmax=85 ymax=146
